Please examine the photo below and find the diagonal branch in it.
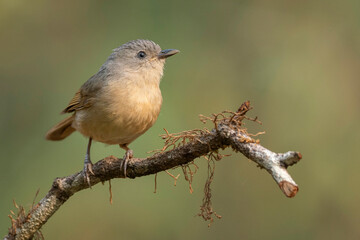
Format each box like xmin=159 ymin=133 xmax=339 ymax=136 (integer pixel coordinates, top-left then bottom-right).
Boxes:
xmin=4 ymin=105 xmax=302 ymax=240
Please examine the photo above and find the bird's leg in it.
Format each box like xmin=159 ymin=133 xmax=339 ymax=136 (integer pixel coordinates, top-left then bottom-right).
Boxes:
xmin=119 ymin=144 xmax=133 ymax=178
xmin=83 ymin=137 xmax=94 ymax=187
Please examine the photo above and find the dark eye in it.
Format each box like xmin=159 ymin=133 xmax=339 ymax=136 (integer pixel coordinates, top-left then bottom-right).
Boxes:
xmin=137 ymin=51 xmax=146 ymax=59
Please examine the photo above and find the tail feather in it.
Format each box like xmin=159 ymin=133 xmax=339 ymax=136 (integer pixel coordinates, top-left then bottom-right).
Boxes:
xmin=46 ymin=115 xmax=76 ymax=141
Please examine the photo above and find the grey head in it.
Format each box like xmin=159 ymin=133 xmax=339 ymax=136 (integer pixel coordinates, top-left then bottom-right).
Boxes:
xmin=103 ymin=39 xmax=179 ymax=75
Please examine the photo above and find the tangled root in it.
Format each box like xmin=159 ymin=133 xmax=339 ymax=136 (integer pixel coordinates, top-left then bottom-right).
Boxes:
xmin=158 ymin=101 xmax=263 ymax=225
xmin=199 ymin=101 xmax=264 ymax=144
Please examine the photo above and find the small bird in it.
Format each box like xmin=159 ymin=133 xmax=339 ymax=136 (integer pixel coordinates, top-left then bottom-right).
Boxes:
xmin=46 ymin=39 xmax=179 ymax=186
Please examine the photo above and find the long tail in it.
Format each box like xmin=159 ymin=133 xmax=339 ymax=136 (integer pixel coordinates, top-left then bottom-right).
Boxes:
xmin=46 ymin=115 xmax=76 ymax=141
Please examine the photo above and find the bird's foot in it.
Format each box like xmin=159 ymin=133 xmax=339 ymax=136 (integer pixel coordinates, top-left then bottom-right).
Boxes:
xmin=120 ymin=149 xmax=133 ymax=178
xmin=83 ymin=157 xmax=94 ymax=188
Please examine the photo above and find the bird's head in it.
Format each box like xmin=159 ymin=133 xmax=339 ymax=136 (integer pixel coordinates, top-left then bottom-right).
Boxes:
xmin=106 ymin=39 xmax=179 ymax=80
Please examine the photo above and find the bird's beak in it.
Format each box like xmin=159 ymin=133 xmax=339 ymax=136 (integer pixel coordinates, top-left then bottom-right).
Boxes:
xmin=157 ymin=49 xmax=180 ymax=59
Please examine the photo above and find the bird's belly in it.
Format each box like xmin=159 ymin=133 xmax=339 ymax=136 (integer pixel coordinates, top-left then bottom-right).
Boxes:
xmin=73 ymin=87 xmax=162 ymax=145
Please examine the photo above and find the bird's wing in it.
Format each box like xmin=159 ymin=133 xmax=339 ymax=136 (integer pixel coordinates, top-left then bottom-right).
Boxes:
xmin=62 ymin=89 xmax=91 ymax=113
xmin=61 ymin=69 xmax=107 ymax=114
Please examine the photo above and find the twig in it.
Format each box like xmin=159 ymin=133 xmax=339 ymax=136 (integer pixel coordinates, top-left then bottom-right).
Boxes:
xmin=4 ymin=104 xmax=301 ymax=240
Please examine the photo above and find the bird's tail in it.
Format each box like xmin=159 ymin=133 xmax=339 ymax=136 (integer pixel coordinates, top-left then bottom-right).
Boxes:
xmin=46 ymin=115 xmax=76 ymax=141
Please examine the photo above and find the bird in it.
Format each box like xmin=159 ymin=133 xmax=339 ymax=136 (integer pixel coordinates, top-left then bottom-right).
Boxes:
xmin=45 ymin=39 xmax=179 ymax=186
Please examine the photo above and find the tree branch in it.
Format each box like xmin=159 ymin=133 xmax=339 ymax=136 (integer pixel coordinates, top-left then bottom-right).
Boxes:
xmin=4 ymin=104 xmax=302 ymax=240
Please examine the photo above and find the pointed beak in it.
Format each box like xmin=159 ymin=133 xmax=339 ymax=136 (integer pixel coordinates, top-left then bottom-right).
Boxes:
xmin=157 ymin=49 xmax=180 ymax=59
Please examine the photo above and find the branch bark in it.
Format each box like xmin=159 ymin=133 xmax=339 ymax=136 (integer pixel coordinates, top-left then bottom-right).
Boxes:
xmin=4 ymin=114 xmax=301 ymax=240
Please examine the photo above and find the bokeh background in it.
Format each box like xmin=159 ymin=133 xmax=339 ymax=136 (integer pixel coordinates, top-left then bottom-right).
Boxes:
xmin=1 ymin=0 xmax=359 ymax=239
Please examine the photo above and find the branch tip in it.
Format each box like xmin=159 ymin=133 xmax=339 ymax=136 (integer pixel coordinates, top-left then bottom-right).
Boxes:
xmin=279 ymin=151 xmax=302 ymax=168
xmin=279 ymin=181 xmax=299 ymax=198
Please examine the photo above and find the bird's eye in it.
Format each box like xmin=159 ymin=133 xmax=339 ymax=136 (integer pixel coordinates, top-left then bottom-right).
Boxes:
xmin=137 ymin=51 xmax=146 ymax=59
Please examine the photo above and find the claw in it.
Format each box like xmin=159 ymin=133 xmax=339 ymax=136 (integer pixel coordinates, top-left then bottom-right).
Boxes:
xmin=83 ymin=161 xmax=94 ymax=187
xmin=83 ymin=137 xmax=94 ymax=188
xmin=120 ymin=148 xmax=133 ymax=178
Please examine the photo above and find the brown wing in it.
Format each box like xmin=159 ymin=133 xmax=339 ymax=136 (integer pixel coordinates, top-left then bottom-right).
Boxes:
xmin=61 ymin=69 xmax=106 ymax=114
xmin=61 ymin=89 xmax=93 ymax=114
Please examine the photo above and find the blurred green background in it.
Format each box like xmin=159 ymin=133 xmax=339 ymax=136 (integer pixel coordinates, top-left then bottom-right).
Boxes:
xmin=1 ymin=0 xmax=359 ymax=239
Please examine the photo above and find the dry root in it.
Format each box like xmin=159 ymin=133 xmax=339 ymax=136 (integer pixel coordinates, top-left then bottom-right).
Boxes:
xmin=198 ymin=155 xmax=222 ymax=227
xmin=158 ymin=102 xmax=263 ymax=154
xmin=160 ymin=128 xmax=208 ymax=152
xmin=109 ymin=180 xmax=113 ymax=205
xmin=8 ymin=190 xmax=44 ymax=240
xmin=181 ymin=162 xmax=199 ymax=194
xmin=199 ymin=101 xmax=264 ymax=144
xmin=157 ymin=101 xmax=262 ymax=225
xmin=165 ymin=170 xmax=180 ymax=186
